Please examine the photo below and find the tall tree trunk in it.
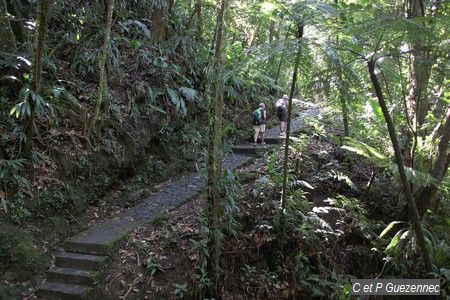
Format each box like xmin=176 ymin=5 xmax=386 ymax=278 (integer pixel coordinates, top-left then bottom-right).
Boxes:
xmin=273 ymin=26 xmax=290 ymax=87
xmin=151 ymin=1 xmax=166 ymax=43
xmin=22 ymin=0 xmax=51 ymax=157
xmin=414 ymin=107 xmax=450 ymax=215
xmin=6 ymin=0 xmax=26 ymax=45
xmin=249 ymin=23 xmax=260 ymax=48
xmin=33 ymin=0 xmax=51 ymax=95
xmin=281 ymin=24 xmax=303 ymax=210
xmin=194 ymin=0 xmax=202 ymax=43
xmin=367 ymin=60 xmax=432 ymax=273
xmin=274 ymin=54 xmax=283 ymax=86
xmin=277 ymin=25 xmax=303 ymax=262
xmin=268 ymin=20 xmax=274 ymax=44
xmin=0 ymin=0 xmax=17 ymax=52
xmin=335 ymin=0 xmax=349 ymax=137
xmin=206 ymin=0 xmax=228 ymax=297
xmin=406 ymin=0 xmax=433 ymax=139
xmin=86 ymin=0 xmax=114 ymax=136
xmin=337 ymin=68 xmax=349 ymax=136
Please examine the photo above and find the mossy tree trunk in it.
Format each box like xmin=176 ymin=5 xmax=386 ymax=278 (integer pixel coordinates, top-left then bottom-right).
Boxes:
xmin=406 ymin=0 xmax=433 ymax=140
xmin=206 ymin=0 xmax=228 ymax=297
xmin=5 ymin=0 xmax=26 ymax=45
xmin=413 ymin=107 xmax=450 ymax=215
xmin=335 ymin=0 xmax=349 ymax=137
xmin=86 ymin=0 xmax=114 ymax=137
xmin=278 ymin=23 xmax=303 ymax=258
xmin=0 ymin=0 xmax=17 ymax=52
xmin=367 ymin=60 xmax=432 ymax=273
xmin=22 ymin=0 xmax=51 ymax=158
xmin=194 ymin=0 xmax=202 ymax=43
xmin=151 ymin=1 xmax=167 ymax=43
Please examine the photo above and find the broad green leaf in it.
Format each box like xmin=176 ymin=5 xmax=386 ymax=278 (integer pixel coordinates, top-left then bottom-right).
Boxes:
xmin=20 ymin=86 xmax=30 ymax=101
xmin=385 ymin=229 xmax=405 ymax=253
xmin=370 ymin=100 xmax=384 ymax=123
xmin=379 ymin=221 xmax=404 ymax=238
xmin=178 ymin=87 xmax=197 ymax=101
xmin=342 ymin=137 xmax=388 ymax=165
xmin=153 ymin=57 xmax=167 ymax=68
xmin=0 ymin=75 xmax=20 ymax=82
xmin=333 ymin=172 xmax=361 ymax=193
xmin=147 ymin=103 xmax=166 ymax=114
xmin=166 ymin=87 xmax=180 ymax=107
xmin=9 ymin=105 xmax=18 ymax=118
xmin=298 ymin=180 xmax=314 ymax=190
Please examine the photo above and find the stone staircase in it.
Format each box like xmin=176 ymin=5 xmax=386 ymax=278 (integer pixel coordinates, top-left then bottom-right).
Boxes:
xmin=36 ymin=104 xmax=319 ymax=299
xmin=35 ymin=154 xmax=255 ymax=299
xmin=37 ymin=249 xmax=106 ymax=299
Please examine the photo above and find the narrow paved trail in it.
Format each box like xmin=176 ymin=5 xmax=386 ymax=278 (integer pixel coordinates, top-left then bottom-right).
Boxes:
xmin=37 ymin=102 xmax=321 ymax=299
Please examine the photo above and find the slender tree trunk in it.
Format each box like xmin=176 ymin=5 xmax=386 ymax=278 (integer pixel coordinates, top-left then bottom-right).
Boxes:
xmin=335 ymin=0 xmax=349 ymax=137
xmin=151 ymin=1 xmax=166 ymax=43
xmin=6 ymin=0 xmax=26 ymax=45
xmin=277 ymin=22 xmax=303 ymax=265
xmin=406 ymin=0 xmax=433 ymax=139
xmin=367 ymin=60 xmax=432 ymax=272
xmin=337 ymin=66 xmax=349 ymax=136
xmin=414 ymin=107 xmax=450 ymax=215
xmin=86 ymin=0 xmax=114 ymax=136
xmin=22 ymin=0 xmax=51 ymax=157
xmin=281 ymin=24 xmax=303 ymax=210
xmin=194 ymin=0 xmax=202 ymax=43
xmin=274 ymin=54 xmax=283 ymax=86
xmin=0 ymin=0 xmax=17 ymax=52
xmin=273 ymin=26 xmax=290 ymax=87
xmin=206 ymin=0 xmax=228 ymax=297
xmin=249 ymin=22 xmax=260 ymax=48
xmin=33 ymin=0 xmax=52 ymax=95
xmin=268 ymin=20 xmax=274 ymax=44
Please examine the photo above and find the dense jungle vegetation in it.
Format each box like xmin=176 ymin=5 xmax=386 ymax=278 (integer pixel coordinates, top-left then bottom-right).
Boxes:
xmin=0 ymin=0 xmax=449 ymax=298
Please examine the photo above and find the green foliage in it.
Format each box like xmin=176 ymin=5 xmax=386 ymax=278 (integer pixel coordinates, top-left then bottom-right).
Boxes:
xmin=330 ymin=194 xmax=378 ymax=237
xmin=0 ymin=159 xmax=29 ymax=187
xmin=221 ymin=170 xmax=242 ymax=238
xmin=9 ymin=195 xmax=32 ymax=224
xmin=342 ymin=137 xmax=438 ymax=193
xmin=304 ymin=116 xmax=326 ymax=138
xmin=172 ymin=283 xmax=188 ymax=299
xmin=429 ymin=267 xmax=450 ymax=299
xmin=379 ymin=221 xmax=405 ymax=239
xmin=152 ymin=212 xmax=169 ymax=227
xmin=0 ymin=224 xmax=48 ymax=281
xmin=145 ymin=257 xmax=165 ymax=276
xmin=240 ymin=264 xmax=278 ymax=295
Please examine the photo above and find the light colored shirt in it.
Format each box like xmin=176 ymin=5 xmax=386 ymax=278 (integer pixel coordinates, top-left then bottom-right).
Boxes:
xmin=276 ymin=98 xmax=288 ymax=108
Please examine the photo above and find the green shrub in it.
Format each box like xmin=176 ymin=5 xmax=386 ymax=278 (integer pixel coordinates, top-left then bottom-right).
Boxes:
xmin=0 ymin=224 xmax=48 ymax=281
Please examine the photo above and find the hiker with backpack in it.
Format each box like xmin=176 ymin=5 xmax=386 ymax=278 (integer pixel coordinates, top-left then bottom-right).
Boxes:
xmin=253 ymin=103 xmax=267 ymax=146
xmin=275 ymin=94 xmax=289 ymax=136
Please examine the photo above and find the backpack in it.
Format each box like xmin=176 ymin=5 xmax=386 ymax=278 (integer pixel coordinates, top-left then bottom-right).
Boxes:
xmin=277 ymin=105 xmax=285 ymax=115
xmin=252 ymin=109 xmax=263 ymax=125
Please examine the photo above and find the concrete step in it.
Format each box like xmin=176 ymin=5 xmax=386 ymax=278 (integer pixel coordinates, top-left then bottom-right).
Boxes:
xmin=264 ymin=136 xmax=285 ymax=144
xmin=55 ymin=251 xmax=106 ymax=270
xmin=36 ymin=282 xmax=92 ymax=300
xmin=64 ymin=239 xmax=108 ymax=255
xmin=232 ymin=145 xmax=266 ymax=155
xmin=47 ymin=267 xmax=95 ymax=286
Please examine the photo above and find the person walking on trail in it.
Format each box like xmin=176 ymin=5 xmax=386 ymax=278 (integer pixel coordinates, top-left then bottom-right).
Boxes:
xmin=275 ymin=94 xmax=288 ymax=136
xmin=252 ymin=103 xmax=266 ymax=146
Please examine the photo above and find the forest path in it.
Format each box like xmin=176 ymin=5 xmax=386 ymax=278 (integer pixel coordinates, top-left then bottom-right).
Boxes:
xmin=36 ymin=101 xmax=321 ymax=299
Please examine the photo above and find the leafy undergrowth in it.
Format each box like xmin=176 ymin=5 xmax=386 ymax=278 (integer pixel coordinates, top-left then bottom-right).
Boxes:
xmin=98 ymin=109 xmax=429 ymax=299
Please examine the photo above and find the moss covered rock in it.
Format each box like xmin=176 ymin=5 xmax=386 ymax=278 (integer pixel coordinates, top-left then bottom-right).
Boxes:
xmin=0 ymin=223 xmax=48 ymax=281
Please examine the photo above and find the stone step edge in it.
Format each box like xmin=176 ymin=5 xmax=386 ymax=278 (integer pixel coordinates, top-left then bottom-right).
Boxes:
xmin=36 ymin=281 xmax=93 ymax=298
